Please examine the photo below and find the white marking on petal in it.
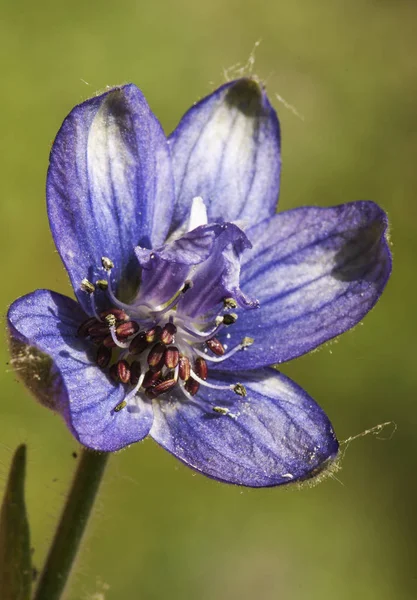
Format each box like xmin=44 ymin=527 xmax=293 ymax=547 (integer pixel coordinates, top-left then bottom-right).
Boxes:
xmin=188 ymin=196 xmax=208 ymax=231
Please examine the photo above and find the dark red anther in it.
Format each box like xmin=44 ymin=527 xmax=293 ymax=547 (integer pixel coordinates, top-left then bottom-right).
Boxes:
xmin=96 ymin=345 xmax=111 ymax=369
xmin=164 ymin=346 xmax=179 ymax=369
xmin=116 ymin=321 xmax=139 ymax=339
xmin=77 ymin=317 xmax=98 ymax=338
xmin=178 ymin=355 xmax=191 ymax=381
xmin=88 ymin=323 xmax=111 ymax=338
xmin=130 ymin=361 xmax=142 ymax=386
xmin=145 ymin=326 xmax=162 ymax=343
xmin=185 ymin=377 xmax=200 ymax=396
xmin=109 ymin=364 xmax=119 ymax=382
xmin=160 ymin=322 xmax=177 ymax=345
xmin=194 ymin=357 xmax=208 ymax=380
xmin=129 ymin=332 xmax=148 ymax=355
xmin=150 ymin=378 xmax=177 ymax=397
xmin=206 ymin=337 xmax=225 ymax=356
xmin=142 ymin=369 xmax=162 ymax=389
xmin=147 ymin=342 xmax=166 ymax=370
xmin=117 ymin=360 xmax=131 ymax=384
xmin=100 ymin=308 xmax=129 ymax=322
xmin=102 ymin=334 xmax=117 ymax=348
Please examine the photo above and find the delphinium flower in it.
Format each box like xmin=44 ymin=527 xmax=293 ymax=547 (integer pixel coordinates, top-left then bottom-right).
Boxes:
xmin=7 ymin=79 xmax=391 ymax=487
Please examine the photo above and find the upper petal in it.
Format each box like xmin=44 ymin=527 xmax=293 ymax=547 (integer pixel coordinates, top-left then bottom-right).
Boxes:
xmin=216 ymin=201 xmax=392 ymax=369
xmin=47 ymin=84 xmax=175 ymax=314
xmin=150 ymin=368 xmax=338 ymax=487
xmin=134 ymin=222 xmax=256 ymax=314
xmin=7 ymin=290 xmax=153 ymax=451
xmin=168 ymin=78 xmax=281 ymax=232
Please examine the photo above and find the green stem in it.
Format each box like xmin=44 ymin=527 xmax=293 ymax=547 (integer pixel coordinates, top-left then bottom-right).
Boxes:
xmin=33 ymin=448 xmax=109 ymax=600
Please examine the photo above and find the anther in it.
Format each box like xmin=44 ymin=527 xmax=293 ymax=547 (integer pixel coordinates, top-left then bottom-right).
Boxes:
xmin=96 ymin=345 xmax=112 ymax=369
xmin=87 ymin=323 xmax=110 ymax=338
xmin=178 ymin=355 xmax=191 ymax=381
xmin=233 ymin=383 xmax=247 ymax=397
xmin=116 ymin=321 xmax=139 ymax=339
xmin=150 ymin=378 xmax=177 ymax=397
xmin=222 ymin=313 xmax=238 ymax=326
xmin=101 ymin=257 xmax=114 ymax=271
xmin=147 ymin=342 xmax=166 ymax=370
xmin=100 ymin=308 xmax=129 ymax=322
xmin=117 ymin=360 xmax=131 ymax=384
xmin=102 ymin=334 xmax=117 ymax=349
xmin=213 ymin=406 xmax=230 ymax=415
xmin=109 ymin=364 xmax=119 ymax=382
xmin=241 ymin=337 xmax=254 ymax=348
xmin=194 ymin=357 xmax=208 ymax=380
xmin=130 ymin=361 xmax=142 ymax=386
xmin=129 ymin=332 xmax=149 ymax=355
xmin=223 ymin=297 xmax=237 ymax=309
xmin=113 ymin=400 xmax=127 ymax=413
xmin=185 ymin=377 xmax=200 ymax=396
xmin=104 ymin=314 xmax=117 ymax=328
xmin=145 ymin=326 xmax=162 ymax=343
xmin=77 ymin=317 xmax=98 ymax=337
xmin=160 ymin=322 xmax=177 ymax=345
xmin=142 ymin=369 xmax=162 ymax=389
xmin=206 ymin=338 xmax=225 ymax=356
xmin=96 ymin=279 xmax=108 ymax=291
xmin=182 ymin=280 xmax=193 ymax=293
xmin=80 ymin=278 xmax=95 ymax=294
xmin=165 ymin=346 xmax=180 ymax=369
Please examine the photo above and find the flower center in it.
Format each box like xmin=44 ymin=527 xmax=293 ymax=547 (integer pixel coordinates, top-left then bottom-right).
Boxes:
xmin=78 ymin=257 xmax=254 ymax=416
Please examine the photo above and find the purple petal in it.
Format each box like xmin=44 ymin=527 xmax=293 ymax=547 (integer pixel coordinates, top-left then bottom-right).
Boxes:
xmin=134 ymin=223 xmax=256 ymax=313
xmin=150 ymin=368 xmax=338 ymax=487
xmin=7 ymin=290 xmax=153 ymax=451
xmin=216 ymin=201 xmax=392 ymax=370
xmin=168 ymin=78 xmax=281 ymax=232
xmin=47 ymin=84 xmax=174 ymax=314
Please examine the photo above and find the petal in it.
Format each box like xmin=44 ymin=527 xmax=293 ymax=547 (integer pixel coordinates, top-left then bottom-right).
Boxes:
xmin=134 ymin=222 xmax=256 ymax=313
xmin=168 ymin=78 xmax=281 ymax=232
xmin=47 ymin=84 xmax=174 ymax=313
xmin=7 ymin=290 xmax=153 ymax=451
xmin=216 ymin=201 xmax=392 ymax=370
xmin=150 ymin=368 xmax=338 ymax=487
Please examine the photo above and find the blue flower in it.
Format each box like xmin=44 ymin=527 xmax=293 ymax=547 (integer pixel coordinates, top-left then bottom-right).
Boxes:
xmin=7 ymin=79 xmax=391 ymax=487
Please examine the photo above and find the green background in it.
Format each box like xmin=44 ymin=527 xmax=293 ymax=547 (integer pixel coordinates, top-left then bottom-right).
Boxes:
xmin=1 ymin=0 xmax=415 ymax=598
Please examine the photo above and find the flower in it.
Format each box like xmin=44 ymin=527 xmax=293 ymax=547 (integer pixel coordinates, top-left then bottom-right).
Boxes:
xmin=7 ymin=78 xmax=391 ymax=487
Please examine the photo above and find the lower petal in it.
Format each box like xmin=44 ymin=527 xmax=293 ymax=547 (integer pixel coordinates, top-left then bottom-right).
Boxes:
xmin=150 ymin=368 xmax=338 ymax=487
xmin=7 ymin=289 xmax=153 ymax=451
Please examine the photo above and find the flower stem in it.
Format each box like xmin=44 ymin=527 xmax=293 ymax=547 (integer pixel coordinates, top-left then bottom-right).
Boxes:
xmin=33 ymin=448 xmax=109 ymax=600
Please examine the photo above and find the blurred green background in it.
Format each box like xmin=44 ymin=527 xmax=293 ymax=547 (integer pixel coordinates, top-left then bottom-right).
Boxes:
xmin=1 ymin=0 xmax=415 ymax=598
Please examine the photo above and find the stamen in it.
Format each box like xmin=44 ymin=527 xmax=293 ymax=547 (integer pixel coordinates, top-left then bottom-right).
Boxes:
xmin=147 ymin=343 xmax=166 ymax=370
xmin=129 ymin=333 xmax=149 ymax=355
xmin=185 ymin=377 xmax=200 ymax=396
xmin=101 ymin=257 xmax=114 ymax=271
xmin=194 ymin=337 xmax=254 ymax=363
xmin=77 ymin=317 xmax=98 ymax=338
xmin=206 ymin=338 xmax=225 ymax=356
xmin=189 ymin=369 xmax=235 ymax=391
xmin=116 ymin=321 xmax=139 ymax=339
xmin=212 ymin=406 xmax=230 ymax=415
xmin=109 ymin=325 xmax=131 ymax=349
xmin=100 ymin=308 xmax=129 ymax=322
xmin=113 ymin=400 xmax=127 ymax=412
xmin=147 ymin=378 xmax=177 ymax=398
xmin=223 ymin=297 xmax=238 ymax=309
xmin=124 ymin=371 xmax=146 ymax=403
xmin=160 ymin=323 xmax=177 ymax=345
xmin=80 ymin=278 xmax=95 ymax=294
xmin=178 ymin=355 xmax=191 ymax=381
xmin=222 ymin=313 xmax=238 ymax=326
xmin=165 ymin=346 xmax=180 ymax=369
xmin=96 ymin=279 xmax=108 ymax=291
xmin=117 ymin=360 xmax=131 ymax=384
xmin=145 ymin=326 xmax=162 ymax=343
xmin=194 ymin=357 xmax=208 ymax=380
xmin=130 ymin=361 xmax=142 ymax=386
xmin=96 ymin=345 xmax=111 ymax=369
xmin=143 ymin=369 xmax=162 ymax=389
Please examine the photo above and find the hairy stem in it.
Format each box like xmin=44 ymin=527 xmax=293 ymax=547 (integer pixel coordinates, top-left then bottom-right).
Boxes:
xmin=33 ymin=448 xmax=109 ymax=600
